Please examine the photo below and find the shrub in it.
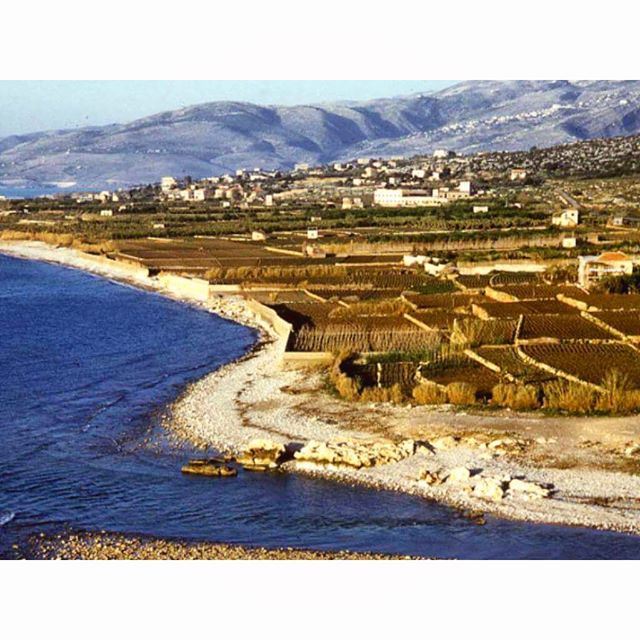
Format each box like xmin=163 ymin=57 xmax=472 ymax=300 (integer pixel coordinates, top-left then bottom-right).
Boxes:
xmin=543 ymin=380 xmax=597 ymax=414
xmin=446 ymin=381 xmax=477 ymax=405
xmin=360 ymin=383 xmax=405 ymax=404
xmin=334 ymin=374 xmax=360 ymax=401
xmin=596 ymin=369 xmax=640 ymax=414
xmin=492 ymin=383 xmax=540 ymax=410
xmin=412 ymin=381 xmax=448 ymax=405
xmin=329 ymin=351 xmax=361 ymax=401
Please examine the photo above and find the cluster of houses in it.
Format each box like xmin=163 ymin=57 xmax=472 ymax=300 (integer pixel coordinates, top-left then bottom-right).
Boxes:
xmin=144 ymin=149 xmax=482 ymax=210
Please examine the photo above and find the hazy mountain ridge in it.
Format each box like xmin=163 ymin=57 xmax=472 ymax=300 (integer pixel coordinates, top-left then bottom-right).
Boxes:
xmin=3 ymin=80 xmax=640 ymax=190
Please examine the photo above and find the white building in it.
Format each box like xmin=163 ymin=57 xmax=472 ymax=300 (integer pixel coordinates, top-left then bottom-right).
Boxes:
xmin=433 ymin=149 xmax=450 ymax=159
xmin=578 ymin=252 xmax=635 ymax=288
xmin=552 ymin=208 xmax=580 ymax=228
xmin=562 ymin=237 xmax=577 ymax=249
xmin=458 ymin=181 xmax=472 ymax=195
xmin=307 ymin=228 xmax=319 ymax=240
xmin=161 ymin=176 xmax=177 ymax=192
xmin=473 ymin=205 xmax=489 ymax=213
xmin=373 ymin=189 xmax=440 ymax=208
xmin=510 ymin=168 xmax=528 ymax=181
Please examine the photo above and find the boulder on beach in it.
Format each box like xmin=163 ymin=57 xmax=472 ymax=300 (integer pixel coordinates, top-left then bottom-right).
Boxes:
xmin=236 ymin=439 xmax=287 ymax=471
xmin=472 ymin=477 xmax=505 ymax=502
xmin=294 ymin=438 xmax=416 ymax=469
xmin=444 ymin=466 xmax=472 ymax=485
xmin=508 ymin=478 xmax=551 ymax=499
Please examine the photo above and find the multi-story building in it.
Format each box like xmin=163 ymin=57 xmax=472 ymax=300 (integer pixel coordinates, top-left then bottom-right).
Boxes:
xmin=578 ymin=251 xmax=635 ymax=288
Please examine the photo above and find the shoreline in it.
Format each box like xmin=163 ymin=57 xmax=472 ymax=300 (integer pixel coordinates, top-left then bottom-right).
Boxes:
xmin=3 ymin=240 xmax=640 ymax=541
xmin=26 ymin=531 xmax=417 ymax=560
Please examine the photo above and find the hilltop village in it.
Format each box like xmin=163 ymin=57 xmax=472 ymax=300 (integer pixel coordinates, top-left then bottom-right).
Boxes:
xmin=2 ymin=135 xmax=640 ymax=416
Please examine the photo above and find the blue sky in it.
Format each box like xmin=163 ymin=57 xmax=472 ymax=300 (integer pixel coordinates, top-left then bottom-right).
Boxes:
xmin=0 ymin=80 xmax=455 ymax=138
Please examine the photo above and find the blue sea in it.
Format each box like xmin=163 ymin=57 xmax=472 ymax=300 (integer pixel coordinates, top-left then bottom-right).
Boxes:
xmin=1 ymin=253 xmax=640 ymax=559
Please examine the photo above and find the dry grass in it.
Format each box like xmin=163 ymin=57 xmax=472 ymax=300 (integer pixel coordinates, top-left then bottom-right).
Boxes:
xmin=543 ymin=380 xmax=597 ymax=414
xmin=412 ymin=382 xmax=447 ymax=405
xmin=446 ymin=381 xmax=477 ymax=405
xmin=360 ymin=384 xmax=405 ymax=404
xmin=596 ymin=369 xmax=640 ymax=413
xmin=492 ymin=382 xmax=541 ymax=410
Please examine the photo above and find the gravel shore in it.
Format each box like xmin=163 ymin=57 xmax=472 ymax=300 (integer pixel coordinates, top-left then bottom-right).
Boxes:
xmin=28 ymin=531 xmax=415 ymax=560
xmin=4 ymin=240 xmax=640 ymax=540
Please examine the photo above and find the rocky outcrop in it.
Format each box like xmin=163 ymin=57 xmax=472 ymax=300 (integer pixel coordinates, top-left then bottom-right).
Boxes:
xmin=181 ymin=459 xmax=237 ymax=477
xmin=236 ymin=439 xmax=287 ymax=471
xmin=294 ymin=439 xmax=416 ymax=469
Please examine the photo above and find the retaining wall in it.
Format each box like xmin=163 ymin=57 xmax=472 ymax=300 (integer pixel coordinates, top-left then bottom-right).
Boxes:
xmin=156 ymin=272 xmax=210 ymax=302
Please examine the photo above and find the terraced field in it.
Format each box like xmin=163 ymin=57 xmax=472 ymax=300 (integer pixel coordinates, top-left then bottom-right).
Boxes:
xmin=406 ymin=310 xmax=461 ymax=331
xmin=473 ymin=346 xmax=557 ymax=383
xmin=418 ymin=358 xmax=501 ymax=395
xmin=518 ymin=314 xmax=615 ymax=341
xmin=403 ymin=292 xmax=484 ymax=310
xmin=488 ymin=283 xmax=581 ymax=300
xmin=591 ymin=311 xmax=640 ymax=338
xmin=521 ymin=342 xmax=640 ymax=388
xmin=562 ymin=293 xmax=640 ymax=311
xmin=474 ymin=299 xmax=579 ymax=318
xmin=306 ymin=288 xmax=403 ymax=302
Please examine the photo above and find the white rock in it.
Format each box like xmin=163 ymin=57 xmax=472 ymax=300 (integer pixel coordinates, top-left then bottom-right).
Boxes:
xmin=431 ymin=435 xmax=458 ymax=451
xmin=508 ymin=478 xmax=550 ymax=499
xmin=445 ymin=466 xmax=471 ymax=485
xmin=473 ymin=477 xmax=504 ymax=502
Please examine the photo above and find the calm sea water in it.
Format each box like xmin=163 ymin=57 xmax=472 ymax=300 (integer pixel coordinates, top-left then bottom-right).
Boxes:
xmin=1 ymin=253 xmax=640 ymax=559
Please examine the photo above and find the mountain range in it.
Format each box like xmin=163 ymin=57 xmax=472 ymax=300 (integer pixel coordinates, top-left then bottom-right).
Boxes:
xmin=2 ymin=80 xmax=640 ymax=192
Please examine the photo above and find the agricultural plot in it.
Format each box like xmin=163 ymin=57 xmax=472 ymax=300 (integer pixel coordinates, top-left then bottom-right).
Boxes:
xmin=407 ymin=310 xmax=462 ymax=331
xmin=248 ymin=290 xmax=316 ymax=304
xmin=403 ymin=292 xmax=484 ymax=310
xmin=488 ymin=271 xmax=544 ymax=287
xmin=518 ymin=314 xmax=614 ymax=341
xmin=307 ymin=288 xmax=403 ymax=302
xmin=591 ymin=311 xmax=640 ymax=338
xmin=521 ymin=343 xmax=640 ymax=388
xmin=489 ymin=283 xmax=581 ymax=300
xmin=455 ymin=274 xmax=494 ymax=290
xmin=290 ymin=317 xmax=436 ymax=353
xmin=379 ymin=362 xmax=421 ymax=391
xmin=452 ymin=318 xmax=519 ymax=345
xmin=271 ymin=302 xmax=436 ymax=353
xmin=562 ymin=293 xmax=640 ymax=311
xmin=257 ymin=268 xmax=427 ymax=290
xmin=473 ymin=299 xmax=578 ymax=319
xmin=473 ymin=346 xmax=556 ymax=384
xmin=268 ymin=302 xmax=340 ymax=330
xmin=418 ymin=357 xmax=501 ymax=395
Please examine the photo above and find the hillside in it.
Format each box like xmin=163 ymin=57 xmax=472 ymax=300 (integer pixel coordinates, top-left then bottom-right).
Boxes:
xmin=3 ymin=80 xmax=640 ymax=191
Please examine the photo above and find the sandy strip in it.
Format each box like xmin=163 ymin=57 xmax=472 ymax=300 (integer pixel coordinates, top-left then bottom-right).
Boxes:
xmin=4 ymin=240 xmax=640 ymax=537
